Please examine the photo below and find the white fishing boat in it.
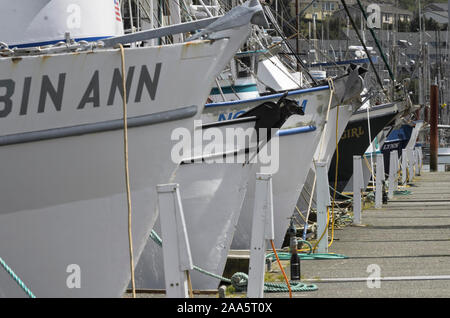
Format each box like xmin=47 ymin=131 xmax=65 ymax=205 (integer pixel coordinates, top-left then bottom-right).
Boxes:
xmin=209 ymin=50 xmax=261 ymax=104
xmin=135 ymin=94 xmax=303 ymax=290
xmin=229 ymin=67 xmax=365 ymax=249
xmin=0 ymin=0 xmax=264 ymax=298
xmin=295 ymin=103 xmax=356 ymax=228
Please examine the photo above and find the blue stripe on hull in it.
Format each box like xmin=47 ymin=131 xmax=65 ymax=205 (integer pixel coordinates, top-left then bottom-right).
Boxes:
xmin=205 ymin=85 xmax=329 ymax=108
xmin=210 ymin=84 xmax=258 ymax=95
xmin=9 ymin=36 xmax=113 ymax=49
xmin=276 ymin=126 xmax=317 ymax=137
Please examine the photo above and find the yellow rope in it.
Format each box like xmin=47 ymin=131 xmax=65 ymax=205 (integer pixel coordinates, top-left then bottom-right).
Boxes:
xmin=312 ymin=78 xmax=338 ymax=252
xmin=329 ymin=89 xmax=340 ymax=248
xmin=303 ymin=78 xmax=336 ymax=230
xmin=118 ymin=44 xmax=136 ymax=298
xmin=363 ymin=155 xmax=375 ymax=180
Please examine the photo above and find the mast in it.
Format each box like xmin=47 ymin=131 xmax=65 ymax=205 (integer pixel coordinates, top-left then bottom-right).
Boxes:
xmin=340 ymin=0 xmax=385 ymax=92
xmin=392 ymin=0 xmax=398 ymax=100
xmin=296 ymin=0 xmax=300 ymax=71
xmin=170 ymin=0 xmax=183 ymax=43
xmin=418 ymin=0 xmax=424 ymax=110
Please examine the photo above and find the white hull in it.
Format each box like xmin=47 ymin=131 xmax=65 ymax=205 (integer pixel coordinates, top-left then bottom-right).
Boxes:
xmin=135 ymin=162 xmax=252 ymax=290
xmin=232 ymin=127 xmax=321 ymax=249
xmin=135 ymin=117 xmax=260 ymax=290
xmin=0 ymin=27 xmax=250 ymax=297
xmin=230 ymin=76 xmax=364 ymax=249
xmin=257 ymin=56 xmax=303 ymax=92
xmin=230 ymin=91 xmax=337 ymax=249
xmin=296 ymin=105 xmax=354 ymax=220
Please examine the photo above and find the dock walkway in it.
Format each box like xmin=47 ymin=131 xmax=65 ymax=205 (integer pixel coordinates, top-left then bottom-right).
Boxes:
xmin=271 ymin=171 xmax=450 ymax=298
xmin=124 ymin=172 xmax=450 ymax=299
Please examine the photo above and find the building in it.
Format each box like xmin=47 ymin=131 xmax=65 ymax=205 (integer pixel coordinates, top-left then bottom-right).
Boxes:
xmin=288 ymin=0 xmax=344 ymax=21
xmin=423 ymin=2 xmax=449 ymax=26
xmin=332 ymin=1 xmax=413 ymax=26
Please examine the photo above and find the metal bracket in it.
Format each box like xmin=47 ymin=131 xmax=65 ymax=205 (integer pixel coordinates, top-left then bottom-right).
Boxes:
xmin=157 ymin=184 xmax=194 ymax=298
xmin=353 ymin=156 xmax=364 ymax=224
xmin=401 ymin=149 xmax=408 ymax=185
xmin=247 ymin=173 xmax=274 ymax=298
xmin=417 ymin=147 xmax=423 ymax=176
xmin=407 ymin=147 xmax=415 ymax=182
xmin=316 ymin=162 xmax=331 ymax=254
xmin=375 ymin=153 xmax=385 ymax=209
xmin=388 ymin=150 xmax=399 ymax=199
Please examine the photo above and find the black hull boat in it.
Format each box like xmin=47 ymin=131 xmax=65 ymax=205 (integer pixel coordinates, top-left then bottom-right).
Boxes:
xmin=328 ymin=103 xmax=400 ymax=193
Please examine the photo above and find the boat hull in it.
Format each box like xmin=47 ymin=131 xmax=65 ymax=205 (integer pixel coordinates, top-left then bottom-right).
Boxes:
xmin=0 ymin=36 xmax=246 ymax=297
xmin=295 ymin=105 xmax=354 ymax=225
xmin=329 ymin=103 xmax=400 ymax=193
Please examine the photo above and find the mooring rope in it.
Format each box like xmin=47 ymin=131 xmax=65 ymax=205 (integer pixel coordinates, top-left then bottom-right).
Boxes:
xmin=149 ymin=230 xmax=318 ymax=294
xmin=118 ymin=43 xmax=136 ymax=298
xmin=0 ymin=256 xmax=36 ymax=298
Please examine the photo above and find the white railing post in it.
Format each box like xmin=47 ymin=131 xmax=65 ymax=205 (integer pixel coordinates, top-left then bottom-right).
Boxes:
xmin=247 ymin=173 xmax=274 ymax=298
xmin=388 ymin=151 xmax=396 ymax=199
xmin=402 ymin=148 xmax=408 ymax=185
xmin=157 ymin=184 xmax=194 ymax=298
xmin=316 ymin=162 xmax=331 ymax=254
xmin=408 ymin=147 xmax=415 ymax=182
xmin=353 ymin=156 xmax=364 ymax=225
xmin=375 ymin=153 xmax=385 ymax=208
xmin=417 ymin=147 xmax=423 ymax=175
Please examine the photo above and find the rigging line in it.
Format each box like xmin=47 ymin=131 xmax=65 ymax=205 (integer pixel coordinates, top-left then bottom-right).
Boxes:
xmin=366 ymin=106 xmax=375 ymax=184
xmin=267 ymin=6 xmax=349 ymax=73
xmin=340 ymin=0 xmax=385 ymax=93
xmin=251 ymin=28 xmax=307 ymax=86
xmin=264 ymin=5 xmax=319 ymax=85
xmin=355 ymin=0 xmax=395 ymax=82
xmin=128 ymin=0 xmax=135 ymax=33
xmin=252 ymin=30 xmax=306 ymax=88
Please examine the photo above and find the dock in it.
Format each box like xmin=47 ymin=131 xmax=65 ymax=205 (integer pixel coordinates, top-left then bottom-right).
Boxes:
xmin=124 ymin=170 xmax=450 ymax=299
xmin=265 ymin=170 xmax=450 ymax=298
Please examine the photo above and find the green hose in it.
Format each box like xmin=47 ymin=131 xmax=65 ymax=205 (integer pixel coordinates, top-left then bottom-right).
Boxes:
xmin=150 ymin=230 xmax=319 ymax=293
xmin=266 ymin=252 xmax=348 ymax=261
xmin=230 ymin=272 xmax=317 ymax=293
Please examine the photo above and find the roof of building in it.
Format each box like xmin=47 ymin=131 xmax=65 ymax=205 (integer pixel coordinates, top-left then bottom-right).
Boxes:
xmin=423 ymin=11 xmax=449 ymax=24
xmin=424 ymin=3 xmax=449 ymax=12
